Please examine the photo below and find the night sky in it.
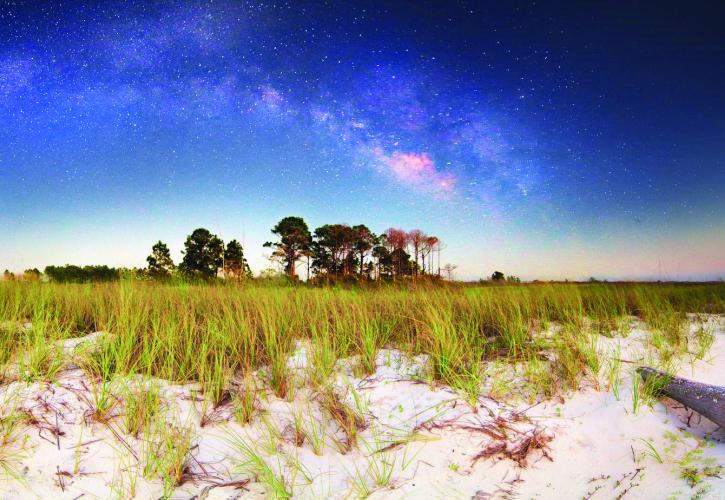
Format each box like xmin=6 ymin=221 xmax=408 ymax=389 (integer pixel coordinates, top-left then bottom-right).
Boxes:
xmin=1 ymin=1 xmax=723 ymax=280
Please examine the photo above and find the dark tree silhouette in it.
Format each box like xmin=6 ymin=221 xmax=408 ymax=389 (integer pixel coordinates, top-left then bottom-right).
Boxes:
xmin=180 ymin=228 xmax=224 ymax=280
xmin=491 ymin=271 xmax=505 ymax=281
xmin=311 ymin=223 xmax=377 ymax=280
xmin=44 ymin=265 xmax=119 ymax=283
xmin=264 ymin=217 xmax=311 ymax=279
xmin=384 ymin=228 xmax=409 ymax=280
xmin=391 ymin=248 xmax=413 ymax=277
xmin=224 ymin=239 xmax=251 ymax=280
xmin=146 ymin=241 xmax=175 ymax=279
xmin=408 ymin=229 xmax=426 ymax=278
xmin=372 ymin=244 xmax=392 ymax=281
xmin=352 ymin=224 xmax=377 ymax=278
xmin=312 ymin=224 xmax=357 ymax=277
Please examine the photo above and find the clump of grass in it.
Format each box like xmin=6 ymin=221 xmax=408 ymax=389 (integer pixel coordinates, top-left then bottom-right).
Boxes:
xmin=142 ymin=419 xmax=195 ymax=495
xmin=285 ymin=409 xmax=306 ymax=447
xmin=196 ymin=334 xmax=235 ymax=427
xmin=0 ymin=443 xmax=26 ymax=484
xmin=109 ymin=443 xmax=139 ymax=499
xmin=72 ymin=376 xmax=121 ymax=423
xmin=523 ymin=354 xmax=556 ymax=399
xmin=16 ymin=343 xmax=65 ymax=383
xmin=351 ymin=451 xmax=396 ymax=496
xmin=636 ymin=438 xmax=663 ymax=463
xmin=301 ymin=403 xmax=327 ymax=456
xmin=488 ymin=361 xmax=514 ymax=400
xmin=198 ymin=347 xmax=233 ymax=410
xmin=578 ymin=332 xmax=602 ymax=389
xmin=256 ymin=299 xmax=294 ymax=400
xmin=225 ymin=431 xmax=290 ymax=498
xmin=233 ymin=373 xmax=260 ymax=426
xmin=632 ymin=365 xmax=673 ymax=415
xmin=494 ymin=299 xmax=532 ymax=357
xmin=606 ymin=345 xmax=622 ymax=400
xmin=352 ymin=308 xmax=392 ymax=376
xmin=692 ymin=321 xmax=715 ymax=360
xmin=355 ymin=323 xmax=379 ymax=376
xmin=87 ymin=379 xmax=119 ymax=423
xmin=319 ymin=385 xmax=367 ymax=454
xmin=76 ymin=335 xmax=110 ymax=378
xmin=420 ymin=302 xmax=486 ymax=404
xmin=0 ymin=324 xmax=21 ymax=383
xmin=16 ymin=319 xmax=66 ymax=383
xmin=361 ymin=431 xmax=398 ymax=488
xmin=636 ymin=289 xmax=689 ymax=360
xmin=552 ymin=324 xmax=600 ymax=391
xmin=259 ymin=415 xmax=284 ymax=455
xmin=308 ymin=323 xmax=339 ymax=387
xmin=0 ymin=393 xmax=27 ymax=482
xmin=123 ymin=380 xmax=161 ymax=438
xmin=631 ymin=371 xmax=642 ymax=415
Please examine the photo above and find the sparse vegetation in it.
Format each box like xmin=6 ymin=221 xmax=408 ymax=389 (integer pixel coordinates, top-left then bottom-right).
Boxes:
xmin=141 ymin=419 xmax=195 ymax=496
xmin=226 ymin=430 xmax=291 ymax=498
xmin=0 ymin=280 xmax=722 ymax=497
xmin=0 ymin=393 xmax=26 ymax=482
xmin=123 ymin=381 xmax=162 ymax=438
xmin=0 ymin=281 xmax=722 ymax=394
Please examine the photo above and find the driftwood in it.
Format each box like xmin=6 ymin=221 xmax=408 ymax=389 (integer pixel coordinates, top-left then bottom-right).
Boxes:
xmin=637 ymin=367 xmax=725 ymax=428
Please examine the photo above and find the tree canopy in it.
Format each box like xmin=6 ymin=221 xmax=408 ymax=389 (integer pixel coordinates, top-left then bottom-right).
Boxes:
xmin=146 ymin=241 xmax=175 ymax=279
xmin=264 ymin=216 xmax=312 ymax=279
xmin=266 ymin=218 xmax=444 ymax=283
xmin=352 ymin=224 xmax=376 ymax=277
xmin=23 ymin=268 xmax=41 ymax=281
xmin=180 ymin=228 xmax=224 ymax=280
xmin=13 ymin=220 xmax=449 ymax=286
xmin=44 ymin=265 xmax=119 ymax=283
xmin=224 ymin=239 xmax=251 ymax=280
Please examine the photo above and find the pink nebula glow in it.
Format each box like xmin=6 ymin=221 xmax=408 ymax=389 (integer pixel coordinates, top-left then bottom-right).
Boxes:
xmin=376 ymin=150 xmax=456 ymax=194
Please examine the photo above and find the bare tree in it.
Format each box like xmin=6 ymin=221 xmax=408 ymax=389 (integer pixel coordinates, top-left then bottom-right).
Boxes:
xmin=442 ymin=263 xmax=458 ymax=281
xmin=421 ymin=235 xmax=439 ymax=275
xmin=436 ymin=241 xmax=447 ymax=277
xmin=407 ymin=229 xmax=426 ymax=278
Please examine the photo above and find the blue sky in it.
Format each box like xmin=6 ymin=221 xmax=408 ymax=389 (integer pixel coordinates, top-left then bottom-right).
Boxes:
xmin=1 ymin=1 xmax=723 ymax=280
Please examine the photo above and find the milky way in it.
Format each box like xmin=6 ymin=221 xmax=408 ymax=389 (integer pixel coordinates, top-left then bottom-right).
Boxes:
xmin=1 ymin=1 xmax=724 ymax=280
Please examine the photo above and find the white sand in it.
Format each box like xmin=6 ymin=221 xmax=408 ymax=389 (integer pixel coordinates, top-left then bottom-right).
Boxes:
xmin=0 ymin=317 xmax=722 ymax=499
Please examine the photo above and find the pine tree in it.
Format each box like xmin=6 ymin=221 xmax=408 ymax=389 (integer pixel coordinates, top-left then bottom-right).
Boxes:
xmin=146 ymin=241 xmax=176 ymax=279
xmin=180 ymin=228 xmax=224 ymax=280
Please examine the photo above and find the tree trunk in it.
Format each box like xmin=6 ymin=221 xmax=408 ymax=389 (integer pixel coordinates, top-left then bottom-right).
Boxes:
xmin=638 ymin=367 xmax=725 ymax=427
xmin=288 ymin=251 xmax=296 ymax=278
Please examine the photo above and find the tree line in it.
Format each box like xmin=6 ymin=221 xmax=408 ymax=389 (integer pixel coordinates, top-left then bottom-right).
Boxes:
xmin=263 ymin=216 xmax=443 ymax=283
xmin=146 ymin=228 xmax=253 ymax=281
xmin=2 ymin=217 xmax=469 ymax=284
xmin=2 ymin=228 xmax=252 ymax=283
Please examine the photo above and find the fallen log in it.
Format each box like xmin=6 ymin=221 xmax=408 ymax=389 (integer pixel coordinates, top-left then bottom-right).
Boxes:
xmin=637 ymin=367 xmax=725 ymax=428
